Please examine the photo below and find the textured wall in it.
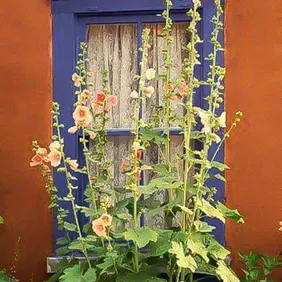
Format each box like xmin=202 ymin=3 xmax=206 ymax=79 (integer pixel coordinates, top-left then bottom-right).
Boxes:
xmin=225 ymin=0 xmax=282 ymax=278
xmin=0 ymin=0 xmax=53 ymax=281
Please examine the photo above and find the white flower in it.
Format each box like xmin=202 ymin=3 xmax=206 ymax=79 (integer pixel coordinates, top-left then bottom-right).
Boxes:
xmin=197 ymin=110 xmax=211 ymax=134
xmin=217 ymin=112 xmax=226 ymax=128
xmin=145 ymin=68 xmax=156 ymax=80
xmin=130 ymin=90 xmax=139 ymax=99
xmin=192 ymin=0 xmax=201 ymax=6
xmin=143 ymin=86 xmax=155 ymax=98
xmin=211 ymin=133 xmax=221 ymax=144
xmin=132 ymin=141 xmax=142 ymax=152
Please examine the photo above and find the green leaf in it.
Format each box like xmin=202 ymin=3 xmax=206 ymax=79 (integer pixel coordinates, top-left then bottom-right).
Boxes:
xmin=196 ymin=199 xmax=225 ymax=223
xmin=214 ymin=173 xmax=226 ymax=182
xmin=216 ymin=202 xmax=244 ymax=223
xmin=187 ymin=233 xmax=209 ymax=263
xmin=0 ymin=270 xmax=9 ymax=282
xmin=56 ymin=237 xmax=70 ymax=246
xmin=194 ymin=221 xmax=215 ymax=233
xmin=211 ymin=161 xmax=229 ymax=172
xmin=177 ymin=205 xmax=193 ymax=215
xmin=83 ymin=268 xmax=97 ymax=282
xmin=0 ymin=216 xmax=3 ymax=224
xmin=56 ymin=246 xmax=70 ymax=256
xmin=68 ymin=240 xmax=93 ymax=251
xmin=207 ymin=236 xmax=230 ymax=260
xmin=216 ymin=261 xmax=240 ymax=282
xmin=97 ymin=257 xmax=116 ymax=275
xmin=59 ymin=265 xmax=97 ymax=282
xmin=64 ymin=222 xmax=77 ymax=232
xmin=123 ymin=227 xmax=158 ymax=248
xmin=60 ymin=265 xmax=82 ymax=282
xmin=169 ymin=241 xmax=197 ymax=272
xmin=147 ymin=230 xmax=173 ymax=256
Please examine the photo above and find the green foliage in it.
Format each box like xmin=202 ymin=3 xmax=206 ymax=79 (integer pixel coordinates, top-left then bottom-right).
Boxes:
xmin=0 ymin=215 xmax=3 ymax=224
xmin=240 ymin=251 xmax=282 ymax=281
xmin=30 ymin=0 xmax=245 ymax=281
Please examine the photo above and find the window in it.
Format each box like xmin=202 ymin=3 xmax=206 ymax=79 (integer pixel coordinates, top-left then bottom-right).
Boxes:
xmin=52 ymin=0 xmax=224 ymax=250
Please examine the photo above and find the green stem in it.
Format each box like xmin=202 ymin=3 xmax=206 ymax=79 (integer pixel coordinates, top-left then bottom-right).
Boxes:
xmin=54 ymin=113 xmax=91 ymax=268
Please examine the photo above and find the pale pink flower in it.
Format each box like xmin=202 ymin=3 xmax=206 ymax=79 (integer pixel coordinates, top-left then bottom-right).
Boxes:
xmin=69 ymin=159 xmax=79 ymax=171
xmin=211 ymin=133 xmax=221 ymax=144
xmin=130 ymin=90 xmax=139 ymax=99
xmin=145 ymin=68 xmax=156 ymax=80
xmin=217 ymin=112 xmax=226 ymax=128
xmin=143 ymin=86 xmax=155 ymax=98
xmin=49 ymin=141 xmax=61 ymax=151
xmin=80 ymin=89 xmax=91 ymax=104
xmin=73 ymin=106 xmax=92 ymax=127
xmin=48 ymin=150 xmax=62 ymax=167
xmin=100 ymin=213 xmax=113 ymax=227
xmin=120 ymin=159 xmax=130 ymax=174
xmin=106 ymin=95 xmax=118 ymax=108
xmin=72 ymin=73 xmax=81 ymax=88
xmin=169 ymin=95 xmax=180 ymax=101
xmin=68 ymin=126 xmax=78 ymax=134
xmin=92 ymin=219 xmax=107 ymax=238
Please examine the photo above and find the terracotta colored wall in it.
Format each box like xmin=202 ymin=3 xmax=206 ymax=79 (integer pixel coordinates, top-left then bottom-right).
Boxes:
xmin=0 ymin=0 xmax=53 ymax=281
xmin=225 ymin=0 xmax=282 ymax=278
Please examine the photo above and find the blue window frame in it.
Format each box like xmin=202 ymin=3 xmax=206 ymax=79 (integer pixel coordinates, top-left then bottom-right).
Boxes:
xmin=52 ymin=0 xmax=224 ymax=250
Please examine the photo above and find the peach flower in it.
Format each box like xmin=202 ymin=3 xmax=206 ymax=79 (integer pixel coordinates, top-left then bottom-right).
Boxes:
xmin=69 ymin=160 xmax=79 ymax=171
xmin=48 ymin=150 xmax=62 ymax=167
xmin=49 ymin=141 xmax=61 ymax=151
xmin=120 ymin=159 xmax=130 ymax=174
xmin=143 ymin=86 xmax=155 ymax=98
xmin=30 ymin=154 xmax=44 ymax=167
xmin=169 ymin=95 xmax=180 ymax=101
xmin=68 ymin=126 xmax=78 ymax=134
xmin=87 ymin=131 xmax=97 ymax=140
xmin=92 ymin=213 xmax=113 ymax=238
xmin=72 ymin=73 xmax=81 ymax=88
xmin=96 ymin=92 xmax=106 ymax=104
xmin=30 ymin=147 xmax=50 ymax=167
xmin=73 ymin=105 xmax=92 ymax=127
xmin=100 ymin=213 xmax=113 ymax=226
xmin=92 ymin=219 xmax=107 ymax=238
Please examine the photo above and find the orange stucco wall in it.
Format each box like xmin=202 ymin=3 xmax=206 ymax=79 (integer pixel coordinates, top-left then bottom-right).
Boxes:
xmin=0 ymin=0 xmax=282 ymax=281
xmin=225 ymin=0 xmax=282 ymax=278
xmin=0 ymin=0 xmax=53 ymax=281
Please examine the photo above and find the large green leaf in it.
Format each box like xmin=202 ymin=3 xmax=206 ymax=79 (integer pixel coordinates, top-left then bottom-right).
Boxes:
xmin=194 ymin=220 xmax=215 ymax=233
xmin=187 ymin=233 xmax=209 ymax=263
xmin=83 ymin=268 xmax=97 ymax=282
xmin=216 ymin=261 xmax=240 ymax=282
xmin=216 ymin=202 xmax=244 ymax=223
xmin=0 ymin=216 xmax=4 ymax=224
xmin=59 ymin=265 xmax=97 ymax=282
xmin=147 ymin=230 xmax=173 ymax=256
xmin=169 ymin=241 xmax=197 ymax=272
xmin=196 ymin=199 xmax=225 ymax=223
xmin=123 ymin=227 xmax=158 ymax=248
xmin=59 ymin=265 xmax=82 ymax=282
xmin=0 ymin=270 xmax=9 ymax=282
xmin=207 ymin=236 xmax=230 ymax=260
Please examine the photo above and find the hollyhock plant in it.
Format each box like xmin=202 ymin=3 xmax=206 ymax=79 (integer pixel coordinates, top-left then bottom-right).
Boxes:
xmin=30 ymin=1 xmax=246 ymax=281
